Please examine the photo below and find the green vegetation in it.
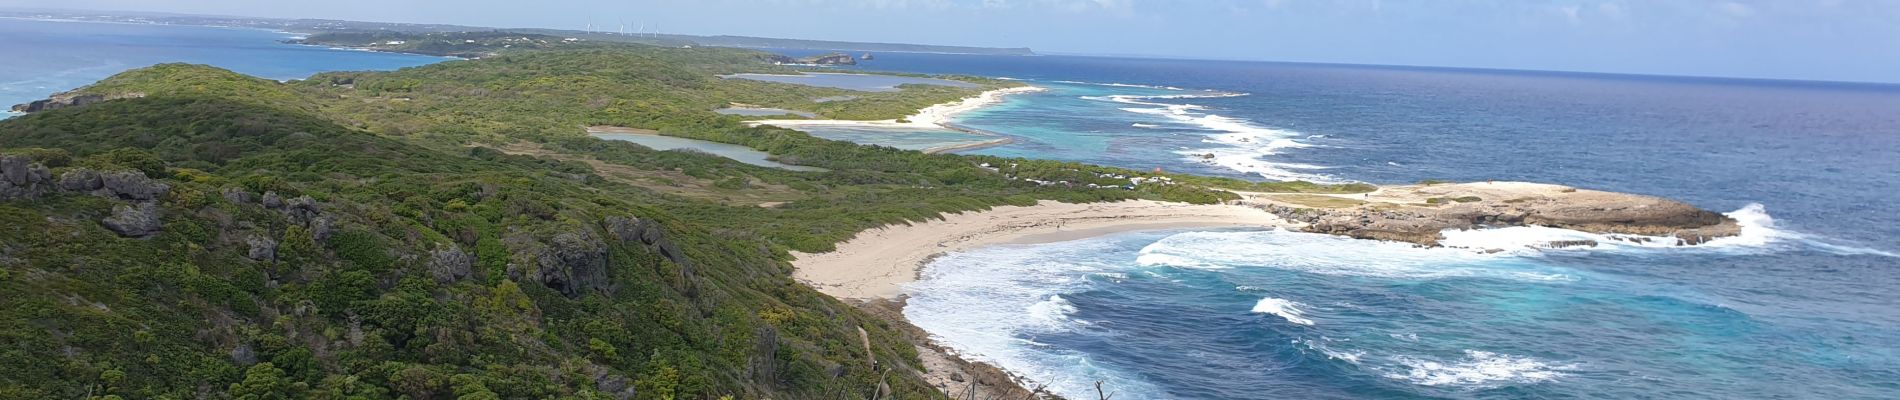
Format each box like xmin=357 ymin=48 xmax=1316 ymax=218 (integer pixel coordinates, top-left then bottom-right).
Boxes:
xmin=1 ymin=35 xmax=1362 ymax=398
xmin=1425 ymin=196 xmax=1484 ymax=205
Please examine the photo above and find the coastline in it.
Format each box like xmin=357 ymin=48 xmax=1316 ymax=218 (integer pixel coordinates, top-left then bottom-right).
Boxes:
xmin=790 ymin=199 xmax=1289 ymax=300
xmin=749 ymin=85 xmax=1044 ymax=153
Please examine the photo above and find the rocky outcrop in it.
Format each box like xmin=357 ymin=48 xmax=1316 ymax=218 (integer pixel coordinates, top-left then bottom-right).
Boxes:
xmin=284 ymin=195 xmax=321 ymax=223
xmin=100 ymin=171 xmax=169 ymax=200
xmin=604 ymin=215 xmax=698 ymax=297
xmin=0 ymin=155 xmax=55 ymax=200
xmin=508 ymin=230 xmax=612 ymax=298
xmin=58 ymin=169 xmax=104 ymax=192
xmin=428 ymin=245 xmax=474 ymax=283
xmin=10 ymin=92 xmax=143 ymax=113
xmin=603 ymin=216 xmax=689 ymax=267
xmin=800 ymin=52 xmax=857 ymax=65
xmin=1249 ymin=182 xmax=1742 ymax=248
xmin=246 ymin=235 xmax=278 ymax=261
xmin=221 ymin=187 xmax=252 ymax=204
xmin=765 ymin=52 xmax=858 ymax=65
xmin=102 ymin=202 xmax=163 ymax=238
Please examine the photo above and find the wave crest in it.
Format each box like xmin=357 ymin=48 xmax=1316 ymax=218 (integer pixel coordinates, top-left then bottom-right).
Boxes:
xmin=1384 ymin=350 xmax=1575 ymax=387
xmin=1251 ymin=297 xmax=1316 ymax=325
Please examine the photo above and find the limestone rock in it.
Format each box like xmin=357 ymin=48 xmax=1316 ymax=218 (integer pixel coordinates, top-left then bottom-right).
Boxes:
xmin=102 ymin=202 xmax=163 ymax=238
xmin=309 ymin=216 xmax=336 ymax=243
xmin=58 ymin=169 xmax=103 ymax=192
xmin=0 ymin=156 xmax=53 ymax=200
xmin=285 ymin=195 xmax=320 ymax=222
xmin=246 ymin=235 xmax=278 ymax=261
xmin=221 ymin=187 xmax=252 ymax=204
xmin=100 ymin=171 xmax=169 ymax=200
xmin=428 ymin=245 xmax=474 ymax=283
xmin=0 ymin=156 xmax=30 ymax=186
xmin=261 ymin=191 xmax=284 ymax=209
xmin=510 ymin=230 xmax=612 ymax=298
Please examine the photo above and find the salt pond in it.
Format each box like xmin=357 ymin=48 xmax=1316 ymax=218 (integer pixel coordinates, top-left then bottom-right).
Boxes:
xmin=588 ymin=127 xmax=827 ymax=172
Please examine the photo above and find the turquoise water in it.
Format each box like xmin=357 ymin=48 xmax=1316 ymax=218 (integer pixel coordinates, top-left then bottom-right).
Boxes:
xmin=823 ymin=53 xmax=1900 ymax=398
xmin=591 ymin=132 xmax=826 ymax=172
xmin=719 ymin=72 xmax=977 ymax=92
xmin=788 ymin=124 xmax=1000 ymax=152
xmin=0 ymin=18 xmax=447 ymax=116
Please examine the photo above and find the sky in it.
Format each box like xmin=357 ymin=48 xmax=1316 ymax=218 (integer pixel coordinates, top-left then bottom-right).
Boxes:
xmin=8 ymin=0 xmax=1900 ymax=83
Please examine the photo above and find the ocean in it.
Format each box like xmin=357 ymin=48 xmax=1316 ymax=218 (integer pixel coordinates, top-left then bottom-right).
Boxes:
xmin=0 ymin=18 xmax=446 ymax=117
xmin=5 ymin=20 xmax=1898 ymax=398
xmin=781 ymin=51 xmax=1900 ymax=398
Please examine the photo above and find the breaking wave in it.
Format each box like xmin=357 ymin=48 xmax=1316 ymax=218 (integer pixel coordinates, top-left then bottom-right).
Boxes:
xmin=1383 ymin=350 xmax=1575 ymax=387
xmin=1080 ymin=91 xmax=1341 ymax=182
xmin=1252 ymin=297 xmax=1316 ymax=325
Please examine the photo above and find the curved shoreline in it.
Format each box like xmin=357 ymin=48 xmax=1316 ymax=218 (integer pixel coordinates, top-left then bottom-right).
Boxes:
xmin=749 ymin=85 xmax=1044 ymax=152
xmin=791 ymin=199 xmax=1289 ymax=299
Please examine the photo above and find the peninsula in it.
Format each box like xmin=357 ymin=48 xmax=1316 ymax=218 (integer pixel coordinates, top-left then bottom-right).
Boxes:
xmin=0 ymin=29 xmax=1736 ymax=400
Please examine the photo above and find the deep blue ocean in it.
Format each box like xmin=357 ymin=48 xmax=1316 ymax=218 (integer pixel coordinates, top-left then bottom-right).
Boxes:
xmin=6 ymin=21 xmax=1898 ymax=399
xmin=767 ymin=50 xmax=1900 ymax=399
xmin=0 ymin=18 xmax=445 ymax=117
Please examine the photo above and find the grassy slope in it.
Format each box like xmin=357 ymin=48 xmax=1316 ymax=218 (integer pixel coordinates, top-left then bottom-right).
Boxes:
xmin=0 ymin=39 xmax=1365 ymax=399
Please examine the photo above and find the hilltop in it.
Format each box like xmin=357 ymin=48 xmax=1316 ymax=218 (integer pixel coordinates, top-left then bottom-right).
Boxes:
xmin=0 ymin=37 xmax=1333 ymax=399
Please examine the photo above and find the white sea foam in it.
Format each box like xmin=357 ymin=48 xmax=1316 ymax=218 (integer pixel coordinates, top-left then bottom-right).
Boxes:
xmin=1252 ymin=297 xmax=1316 ymax=325
xmin=1083 ymin=90 xmax=1342 ymax=182
xmin=1136 ymin=229 xmax=1577 ymax=282
xmin=1436 ymin=203 xmax=1895 ymax=257
xmin=1384 ymin=350 xmax=1574 ymax=387
xmin=1027 ymin=294 xmax=1083 ymax=329
xmin=1131 ymin=123 xmax=1161 ymax=128
xmin=1300 ymin=338 xmax=1365 ymax=364
xmin=1051 ymin=80 xmax=1190 ymax=91
xmin=904 ymin=238 xmax=1164 ymax=399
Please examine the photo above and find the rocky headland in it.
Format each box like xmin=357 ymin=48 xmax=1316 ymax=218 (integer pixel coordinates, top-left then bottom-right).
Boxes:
xmin=764 ymin=52 xmax=858 ymax=65
xmin=1240 ymin=181 xmax=1741 ymax=248
xmin=11 ymin=91 xmax=144 ymax=113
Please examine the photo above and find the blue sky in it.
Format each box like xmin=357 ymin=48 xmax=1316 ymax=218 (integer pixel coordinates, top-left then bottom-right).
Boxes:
xmin=12 ymin=0 xmax=1900 ymax=83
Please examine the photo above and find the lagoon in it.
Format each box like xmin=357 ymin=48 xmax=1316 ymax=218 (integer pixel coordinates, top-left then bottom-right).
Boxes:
xmin=588 ymin=127 xmax=827 ymax=172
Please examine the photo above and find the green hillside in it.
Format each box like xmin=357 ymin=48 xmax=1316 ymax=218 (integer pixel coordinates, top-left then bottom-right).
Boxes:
xmin=0 ymin=39 xmax=1360 ymax=399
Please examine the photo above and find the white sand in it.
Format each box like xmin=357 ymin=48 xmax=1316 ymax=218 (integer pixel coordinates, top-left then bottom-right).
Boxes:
xmin=750 ymin=86 xmax=1046 ymax=131
xmin=791 ymin=200 xmax=1290 ymax=299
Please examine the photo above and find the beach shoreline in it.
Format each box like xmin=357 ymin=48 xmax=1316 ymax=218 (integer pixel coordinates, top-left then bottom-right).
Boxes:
xmin=791 ymin=199 xmax=1289 ymax=299
xmin=749 ymin=85 xmax=1044 ymax=152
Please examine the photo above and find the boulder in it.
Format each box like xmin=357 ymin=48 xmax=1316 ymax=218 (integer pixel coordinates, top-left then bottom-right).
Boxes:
xmin=221 ymin=187 xmax=252 ymax=204
xmin=309 ymin=216 xmax=336 ymax=243
xmin=261 ymin=191 xmax=284 ymax=209
xmin=284 ymin=195 xmax=320 ymax=222
xmin=0 ymin=156 xmax=53 ymax=200
xmin=0 ymin=155 xmax=30 ymax=186
xmin=100 ymin=171 xmax=169 ymax=200
xmin=246 ymin=235 xmax=278 ymax=261
xmin=513 ymin=230 xmax=612 ymax=298
xmin=58 ymin=169 xmax=104 ymax=192
xmin=102 ymin=202 xmax=163 ymax=238
xmin=428 ymin=245 xmax=475 ymax=283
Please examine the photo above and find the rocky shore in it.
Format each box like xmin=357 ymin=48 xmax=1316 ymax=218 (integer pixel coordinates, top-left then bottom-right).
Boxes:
xmin=1240 ymin=181 xmax=1741 ymax=248
xmin=11 ymin=91 xmax=144 ymax=113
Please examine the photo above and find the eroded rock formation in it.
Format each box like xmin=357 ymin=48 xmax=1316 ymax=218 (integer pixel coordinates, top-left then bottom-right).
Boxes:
xmin=1249 ymin=182 xmax=1742 ymax=247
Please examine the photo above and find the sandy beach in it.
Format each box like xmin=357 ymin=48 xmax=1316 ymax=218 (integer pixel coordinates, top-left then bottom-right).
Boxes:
xmin=749 ymin=85 xmax=1045 ymax=151
xmin=792 ymin=200 xmax=1289 ymax=299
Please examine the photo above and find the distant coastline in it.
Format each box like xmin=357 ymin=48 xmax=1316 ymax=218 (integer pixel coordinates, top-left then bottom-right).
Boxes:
xmin=751 ymin=85 xmax=1045 ymax=154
